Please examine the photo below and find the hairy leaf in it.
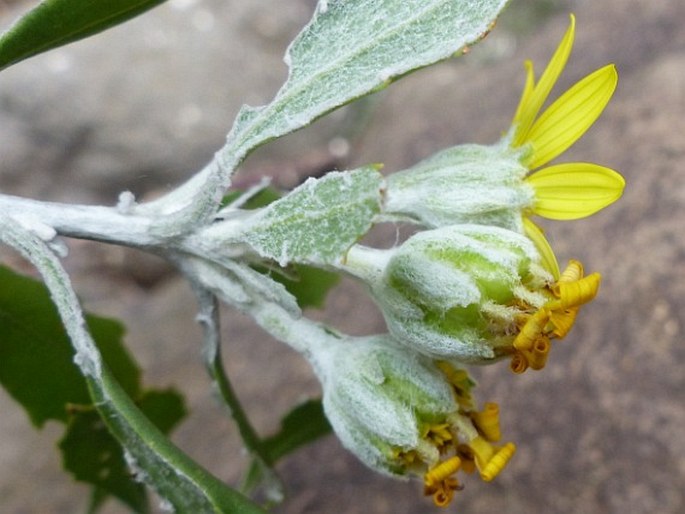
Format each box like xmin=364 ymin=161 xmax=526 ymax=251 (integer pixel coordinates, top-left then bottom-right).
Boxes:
xmin=60 ymin=389 xmax=186 ymax=513
xmin=0 ymin=221 xmax=266 ymax=514
xmin=242 ymin=166 xmax=383 ymax=266
xmin=0 ymin=0 xmax=167 ymax=72
xmin=224 ymin=0 xmax=510 ymax=163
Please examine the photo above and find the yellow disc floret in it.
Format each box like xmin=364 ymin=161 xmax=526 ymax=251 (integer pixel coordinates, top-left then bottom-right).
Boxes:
xmin=510 ymin=259 xmax=601 ymax=373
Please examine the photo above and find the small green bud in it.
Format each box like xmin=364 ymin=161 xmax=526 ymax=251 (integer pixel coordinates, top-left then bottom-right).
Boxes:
xmin=370 ymin=224 xmax=552 ymax=362
xmin=313 ymin=336 xmax=457 ymax=476
xmin=384 ymin=143 xmax=534 ymax=231
xmin=309 ymin=335 xmax=516 ymax=507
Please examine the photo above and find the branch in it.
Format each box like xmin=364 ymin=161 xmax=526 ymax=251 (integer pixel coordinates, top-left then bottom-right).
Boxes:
xmin=0 ymin=214 xmax=266 ymax=514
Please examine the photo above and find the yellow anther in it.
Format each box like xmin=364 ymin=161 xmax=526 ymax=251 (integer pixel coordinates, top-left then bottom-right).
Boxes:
xmin=548 ymin=306 xmax=579 ymax=338
xmin=431 ymin=484 xmax=456 ymax=507
xmin=558 ymin=259 xmax=584 ymax=283
xmin=424 ymin=456 xmax=462 ymax=489
xmin=522 ymin=336 xmax=551 ymax=370
xmin=510 ymin=352 xmax=529 ymax=374
xmin=552 ymin=272 xmax=601 ymax=309
xmin=395 ymin=448 xmax=420 ymax=467
xmin=466 ymin=437 xmax=516 ymax=482
xmin=511 ymin=259 xmax=600 ymax=374
xmin=424 ymin=456 xmax=465 ymax=507
xmin=471 ymin=402 xmax=502 ymax=442
xmin=436 ymin=361 xmax=475 ymax=408
xmin=437 ymin=362 xmax=470 ymax=389
xmin=424 ymin=423 xmax=454 ymax=450
xmin=513 ymin=309 xmax=550 ymax=351
xmin=480 ymin=443 xmax=516 ymax=482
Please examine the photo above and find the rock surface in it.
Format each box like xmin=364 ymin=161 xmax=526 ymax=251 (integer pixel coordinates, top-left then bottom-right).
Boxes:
xmin=1 ymin=0 xmax=684 ymax=513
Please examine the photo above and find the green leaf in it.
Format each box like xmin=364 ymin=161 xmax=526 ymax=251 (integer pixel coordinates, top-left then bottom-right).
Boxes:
xmin=225 ymin=187 xmax=342 ymax=308
xmin=0 ymin=0 xmax=167 ymax=72
xmin=270 ymin=264 xmax=340 ymax=309
xmin=242 ymin=399 xmax=331 ymax=500
xmin=60 ymin=389 xmax=186 ymax=514
xmin=89 ymin=368 xmax=266 ymax=513
xmin=60 ymin=407 xmax=150 ymax=513
xmin=0 ymin=220 xmax=266 ymax=513
xmin=242 ymin=166 xmax=383 ymax=266
xmin=0 ymin=265 xmax=140 ymax=426
xmin=222 ymin=186 xmax=284 ymax=210
xmin=224 ymin=0 xmax=511 ymax=162
xmin=262 ymin=399 xmax=331 ymax=463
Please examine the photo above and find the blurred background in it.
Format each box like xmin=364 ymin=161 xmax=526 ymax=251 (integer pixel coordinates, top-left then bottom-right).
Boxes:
xmin=0 ymin=0 xmax=683 ymax=512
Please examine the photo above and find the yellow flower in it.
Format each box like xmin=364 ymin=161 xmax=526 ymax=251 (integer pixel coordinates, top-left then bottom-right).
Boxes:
xmin=511 ymin=14 xmax=625 ymax=224
xmin=383 ymin=15 xmax=625 ymax=252
xmin=509 ymin=259 xmax=600 ymax=373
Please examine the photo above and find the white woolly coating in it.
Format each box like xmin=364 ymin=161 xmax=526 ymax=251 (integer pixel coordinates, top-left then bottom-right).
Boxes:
xmin=387 ymin=315 xmax=495 ymax=362
xmin=375 ymin=224 xmax=544 ymax=361
xmin=385 ymin=143 xmax=536 ymax=230
xmin=387 ymin=224 xmax=539 ymax=305
xmin=315 ymin=336 xmax=457 ymax=476
xmin=385 ymin=251 xmax=481 ymax=311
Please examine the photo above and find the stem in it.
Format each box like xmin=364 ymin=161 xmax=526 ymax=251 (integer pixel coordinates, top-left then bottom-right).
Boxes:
xmin=193 ymin=288 xmax=267 ymax=457
xmin=190 ymin=283 xmax=284 ymax=502
xmin=338 ymin=244 xmax=391 ymax=283
xmin=0 ymin=216 xmax=266 ymax=513
xmin=0 ymin=193 xmax=157 ymax=247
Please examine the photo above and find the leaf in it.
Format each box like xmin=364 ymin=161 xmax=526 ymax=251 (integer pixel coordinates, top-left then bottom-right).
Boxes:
xmin=60 ymin=407 xmax=150 ymax=513
xmin=269 ymin=264 xmax=340 ymax=309
xmin=224 ymin=0 xmax=511 ymax=163
xmin=262 ymin=399 xmax=331 ymax=463
xmin=0 ymin=0 xmax=168 ymax=72
xmin=242 ymin=166 xmax=383 ymax=266
xmin=0 ymin=264 xmax=197 ymax=511
xmin=0 ymin=265 xmax=140 ymax=426
xmin=242 ymin=399 xmax=331 ymax=500
xmin=0 ymin=220 xmax=267 ymax=514
xmin=136 ymin=0 xmax=510 ymax=231
xmin=222 ymin=186 xmax=283 ymax=210
xmin=59 ymin=389 xmax=186 ymax=514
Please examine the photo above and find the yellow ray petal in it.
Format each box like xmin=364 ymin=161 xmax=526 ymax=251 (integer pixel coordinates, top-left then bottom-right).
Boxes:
xmin=523 ymin=217 xmax=560 ymax=280
xmin=526 ymin=162 xmax=625 ymax=219
xmin=525 ymin=64 xmax=618 ymax=169
xmin=513 ymin=14 xmax=575 ymax=147
xmin=512 ymin=60 xmax=535 ymax=126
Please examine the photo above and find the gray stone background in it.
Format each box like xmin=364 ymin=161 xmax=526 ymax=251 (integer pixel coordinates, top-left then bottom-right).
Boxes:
xmin=1 ymin=0 xmax=683 ymax=512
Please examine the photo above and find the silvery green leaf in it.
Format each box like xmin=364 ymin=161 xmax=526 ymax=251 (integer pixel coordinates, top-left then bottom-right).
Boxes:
xmin=141 ymin=0 xmax=510 ymax=230
xmin=223 ymin=0 xmax=511 ymax=164
xmin=243 ymin=166 xmax=383 ymax=266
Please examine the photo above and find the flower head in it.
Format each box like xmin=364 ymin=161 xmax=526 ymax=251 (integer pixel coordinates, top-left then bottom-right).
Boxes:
xmin=382 ymin=15 xmax=625 ymax=265
xmin=310 ymin=335 xmax=516 ymax=507
xmin=347 ymin=223 xmax=599 ymax=370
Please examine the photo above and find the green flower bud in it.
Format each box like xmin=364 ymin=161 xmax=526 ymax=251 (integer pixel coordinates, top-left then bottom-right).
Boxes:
xmin=369 ymin=224 xmax=552 ymax=362
xmin=313 ymin=336 xmax=457 ymax=476
xmin=309 ymin=336 xmax=516 ymax=507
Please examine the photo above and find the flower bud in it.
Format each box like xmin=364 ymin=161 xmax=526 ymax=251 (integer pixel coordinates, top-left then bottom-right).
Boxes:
xmin=384 ymin=143 xmax=533 ymax=231
xmin=309 ymin=336 xmax=515 ymax=507
xmin=371 ymin=224 xmax=551 ymax=363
